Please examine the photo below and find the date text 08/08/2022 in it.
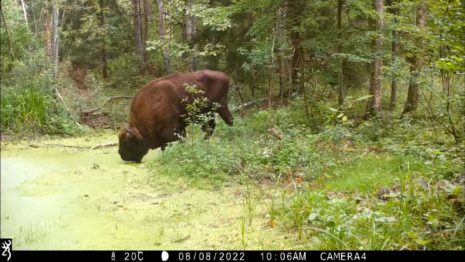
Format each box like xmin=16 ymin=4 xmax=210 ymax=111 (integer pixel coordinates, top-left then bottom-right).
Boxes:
xmin=174 ymin=251 xmax=365 ymax=261
xmin=176 ymin=251 xmax=307 ymax=262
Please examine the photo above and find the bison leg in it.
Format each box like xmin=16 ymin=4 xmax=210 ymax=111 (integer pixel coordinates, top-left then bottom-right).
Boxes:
xmin=175 ymin=127 xmax=186 ymax=142
xmin=202 ymin=118 xmax=216 ymax=139
xmin=217 ymin=104 xmax=233 ymax=126
xmin=159 ymin=127 xmax=180 ymax=150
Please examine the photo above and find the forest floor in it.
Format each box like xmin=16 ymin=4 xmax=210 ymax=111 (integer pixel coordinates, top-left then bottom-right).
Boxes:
xmin=0 ymin=130 xmax=303 ymax=249
xmin=1 ymin=111 xmax=464 ymax=250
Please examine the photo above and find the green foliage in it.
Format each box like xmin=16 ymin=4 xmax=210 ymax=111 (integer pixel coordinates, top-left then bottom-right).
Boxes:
xmin=197 ymin=5 xmax=232 ymax=31
xmin=1 ymin=86 xmax=51 ymax=132
xmin=107 ymin=54 xmax=140 ymax=82
xmin=182 ymin=84 xmax=220 ymax=132
xmin=152 ymin=116 xmax=267 ymax=187
xmin=280 ymin=173 xmax=464 ymax=249
xmin=1 ymin=78 xmax=77 ymax=135
xmin=61 ymin=0 xmax=133 ymax=70
xmin=150 ymin=98 xmax=463 ymax=248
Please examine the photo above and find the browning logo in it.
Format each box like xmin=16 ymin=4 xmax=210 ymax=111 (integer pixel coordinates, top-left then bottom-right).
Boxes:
xmin=0 ymin=239 xmax=12 ymax=262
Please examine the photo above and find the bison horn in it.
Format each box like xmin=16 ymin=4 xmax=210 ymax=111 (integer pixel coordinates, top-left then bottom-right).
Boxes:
xmin=125 ymin=127 xmax=134 ymax=137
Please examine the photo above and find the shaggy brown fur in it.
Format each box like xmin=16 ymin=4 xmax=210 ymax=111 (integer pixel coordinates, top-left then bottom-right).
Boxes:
xmin=118 ymin=70 xmax=233 ymax=162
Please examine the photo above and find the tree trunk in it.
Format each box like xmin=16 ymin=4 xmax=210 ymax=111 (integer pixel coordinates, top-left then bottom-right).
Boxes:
xmin=44 ymin=7 xmax=53 ymax=60
xmin=0 ymin=1 xmax=15 ymax=61
xmin=387 ymin=0 xmax=399 ymax=110
xmin=366 ymin=0 xmax=384 ymax=117
xmin=142 ymin=0 xmax=150 ymax=65
xmin=132 ymin=0 xmax=143 ymax=67
xmin=403 ymin=63 xmax=420 ymax=113
xmin=403 ymin=2 xmax=427 ymax=115
xmin=185 ymin=0 xmax=197 ymax=71
xmin=20 ymin=0 xmax=29 ymax=28
xmin=276 ymin=6 xmax=286 ymax=98
xmin=290 ymin=35 xmax=303 ymax=95
xmin=191 ymin=7 xmax=197 ymax=71
xmin=286 ymin=0 xmax=304 ymax=96
xmin=156 ymin=0 xmax=171 ymax=73
xmin=30 ymin=0 xmax=38 ymax=36
xmin=99 ymin=0 xmax=108 ymax=78
xmin=337 ymin=0 xmax=344 ymax=107
xmin=52 ymin=3 xmax=59 ymax=79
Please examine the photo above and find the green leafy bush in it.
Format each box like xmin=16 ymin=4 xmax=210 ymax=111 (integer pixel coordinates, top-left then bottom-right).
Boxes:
xmin=279 ymin=174 xmax=465 ymax=249
xmin=1 ymin=79 xmax=77 ymax=135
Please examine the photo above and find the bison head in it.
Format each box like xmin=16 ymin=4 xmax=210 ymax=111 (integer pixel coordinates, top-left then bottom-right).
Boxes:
xmin=118 ymin=126 xmax=149 ymax=163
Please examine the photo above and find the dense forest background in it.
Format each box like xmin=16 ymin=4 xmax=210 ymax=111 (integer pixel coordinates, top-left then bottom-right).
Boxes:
xmin=1 ymin=0 xmax=464 ymax=136
xmin=1 ymin=0 xmax=465 ymax=250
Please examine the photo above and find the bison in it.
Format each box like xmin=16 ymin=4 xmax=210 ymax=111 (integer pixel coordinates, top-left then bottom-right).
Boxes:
xmin=118 ymin=70 xmax=234 ymax=163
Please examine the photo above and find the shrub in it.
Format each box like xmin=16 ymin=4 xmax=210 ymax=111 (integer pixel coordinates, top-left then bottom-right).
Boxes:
xmin=1 ymin=78 xmax=77 ymax=135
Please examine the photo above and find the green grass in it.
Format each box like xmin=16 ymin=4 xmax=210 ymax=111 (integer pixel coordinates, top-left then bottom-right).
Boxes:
xmin=1 ymin=80 xmax=78 ymax=135
xmin=274 ymin=137 xmax=464 ymax=249
xmin=276 ymin=155 xmax=464 ymax=249
xmin=325 ymin=155 xmax=430 ymax=194
xmin=147 ymin=101 xmax=464 ymax=249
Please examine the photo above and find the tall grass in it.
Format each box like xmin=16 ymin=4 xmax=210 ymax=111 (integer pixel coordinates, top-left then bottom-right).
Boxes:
xmin=1 ymin=80 xmax=77 ymax=135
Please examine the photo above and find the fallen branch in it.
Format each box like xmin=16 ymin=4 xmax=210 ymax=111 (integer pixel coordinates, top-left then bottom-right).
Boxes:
xmin=54 ymin=87 xmax=81 ymax=127
xmin=82 ymin=96 xmax=134 ymax=115
xmin=90 ymin=142 xmax=118 ymax=150
xmin=29 ymin=142 xmax=118 ymax=150
xmin=29 ymin=143 xmax=88 ymax=149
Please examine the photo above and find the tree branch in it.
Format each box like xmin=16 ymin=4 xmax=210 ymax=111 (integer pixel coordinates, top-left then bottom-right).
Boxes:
xmin=81 ymin=96 xmax=134 ymax=115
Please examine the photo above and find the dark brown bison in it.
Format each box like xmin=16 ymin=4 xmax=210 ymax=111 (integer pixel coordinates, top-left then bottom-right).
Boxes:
xmin=118 ymin=70 xmax=234 ymax=163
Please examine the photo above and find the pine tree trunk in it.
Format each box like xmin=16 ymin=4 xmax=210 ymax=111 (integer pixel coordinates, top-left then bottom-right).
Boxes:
xmin=191 ymin=9 xmax=197 ymax=71
xmin=99 ymin=0 xmax=108 ymax=78
xmin=366 ymin=0 xmax=384 ymax=117
xmin=286 ymin=0 xmax=304 ymax=96
xmin=132 ymin=0 xmax=143 ymax=67
xmin=185 ymin=0 xmax=197 ymax=71
xmin=44 ymin=7 xmax=53 ymax=60
xmin=52 ymin=3 xmax=60 ymax=79
xmin=277 ymin=6 xmax=286 ymax=98
xmin=30 ymin=1 xmax=38 ymax=36
xmin=142 ymin=0 xmax=150 ymax=65
xmin=337 ymin=0 xmax=345 ymax=107
xmin=387 ymin=0 xmax=399 ymax=110
xmin=403 ymin=2 xmax=427 ymax=115
xmin=403 ymin=64 xmax=420 ymax=113
xmin=20 ymin=0 xmax=28 ymax=28
xmin=0 ymin=1 xmax=15 ymax=61
xmin=156 ymin=0 xmax=171 ymax=73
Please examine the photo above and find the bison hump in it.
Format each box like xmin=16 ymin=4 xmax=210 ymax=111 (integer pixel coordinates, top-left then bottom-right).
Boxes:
xmin=130 ymin=80 xmax=182 ymax=125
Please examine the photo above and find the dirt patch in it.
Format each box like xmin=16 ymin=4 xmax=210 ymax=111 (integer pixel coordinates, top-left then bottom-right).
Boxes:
xmin=79 ymin=112 xmax=112 ymax=129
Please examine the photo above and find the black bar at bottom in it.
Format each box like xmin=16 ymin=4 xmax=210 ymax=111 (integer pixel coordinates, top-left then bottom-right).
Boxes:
xmin=5 ymin=250 xmax=465 ymax=262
